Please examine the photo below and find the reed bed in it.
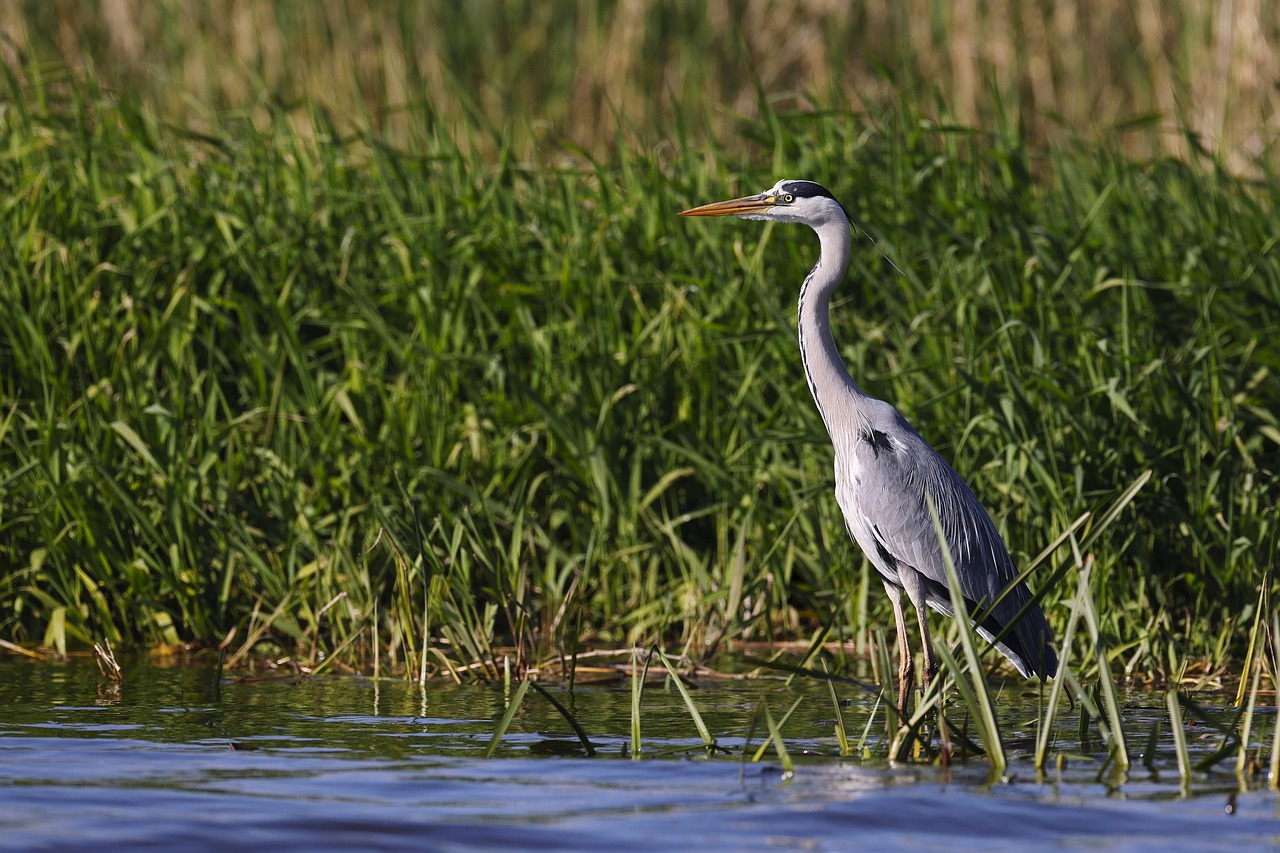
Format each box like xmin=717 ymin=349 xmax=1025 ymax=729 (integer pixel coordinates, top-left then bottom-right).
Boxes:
xmin=2 ymin=1 xmax=1278 ymax=169
xmin=1 ymin=58 xmax=1277 ymax=689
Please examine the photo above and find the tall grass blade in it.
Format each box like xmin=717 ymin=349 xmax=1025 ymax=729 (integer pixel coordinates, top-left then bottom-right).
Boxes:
xmin=1166 ymin=689 xmax=1193 ymax=789
xmin=1061 ymin=666 xmax=1109 ymax=745
xmin=1237 ymin=650 xmax=1262 ymax=779
xmin=977 ymin=512 xmax=1092 ymax=624
xmin=1141 ymin=718 xmax=1162 ymax=770
xmin=1270 ymin=613 xmax=1280 ymax=790
xmin=1235 ymin=581 xmax=1268 ymax=708
xmin=1078 ymin=470 xmax=1152 ymax=553
xmin=824 ymin=661 xmax=851 ymax=755
xmin=751 ymin=696 xmax=805 ymax=764
xmin=856 ymin=695 xmax=882 ymax=759
xmin=933 ymin=641 xmax=999 ymax=766
xmin=925 ymin=493 xmax=1005 ymax=773
xmin=1073 ymin=553 xmax=1130 ymax=769
xmin=1025 ymin=515 xmax=1092 ymax=576
xmin=484 ymin=676 xmax=532 ymax=758
xmin=655 ymin=649 xmax=716 ymax=752
xmin=529 ymin=682 xmax=596 ymax=757
xmin=872 ymin=628 xmax=898 ymax=731
xmin=630 ymin=648 xmax=651 ymax=759
xmin=762 ymin=703 xmax=795 ymax=777
xmin=1035 ymin=555 xmax=1088 ymax=769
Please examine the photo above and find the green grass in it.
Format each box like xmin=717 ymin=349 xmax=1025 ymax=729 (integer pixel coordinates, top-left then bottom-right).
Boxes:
xmin=1 ymin=64 xmax=1278 ymax=688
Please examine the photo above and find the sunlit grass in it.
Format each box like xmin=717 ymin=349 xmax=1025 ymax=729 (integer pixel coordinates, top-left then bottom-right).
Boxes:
xmin=1 ymin=64 xmax=1278 ymax=707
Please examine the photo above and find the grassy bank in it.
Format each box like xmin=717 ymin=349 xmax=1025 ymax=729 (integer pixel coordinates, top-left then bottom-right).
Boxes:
xmin=1 ymin=66 xmax=1277 ymax=680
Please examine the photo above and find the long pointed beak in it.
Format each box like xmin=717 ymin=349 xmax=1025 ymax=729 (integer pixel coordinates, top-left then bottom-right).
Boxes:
xmin=678 ymin=193 xmax=775 ymax=217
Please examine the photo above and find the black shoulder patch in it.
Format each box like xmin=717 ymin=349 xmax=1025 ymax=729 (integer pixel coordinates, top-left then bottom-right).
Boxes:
xmin=870 ymin=525 xmax=899 ymax=570
xmin=781 ymin=180 xmax=836 ymax=201
xmin=859 ymin=427 xmax=894 ymax=457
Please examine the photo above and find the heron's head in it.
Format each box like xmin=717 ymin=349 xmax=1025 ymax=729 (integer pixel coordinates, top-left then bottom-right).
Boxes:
xmin=679 ymin=179 xmax=849 ymax=227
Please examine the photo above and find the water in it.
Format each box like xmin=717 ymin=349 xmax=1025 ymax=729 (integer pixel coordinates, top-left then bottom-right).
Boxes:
xmin=1 ymin=657 xmax=1276 ymax=851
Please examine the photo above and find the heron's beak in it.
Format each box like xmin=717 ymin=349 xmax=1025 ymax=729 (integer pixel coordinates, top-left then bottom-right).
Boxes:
xmin=678 ymin=193 xmax=776 ymax=217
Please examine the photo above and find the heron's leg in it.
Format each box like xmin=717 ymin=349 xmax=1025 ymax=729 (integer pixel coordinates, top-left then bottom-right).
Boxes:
xmin=899 ymin=569 xmax=936 ymax=697
xmin=884 ymin=582 xmax=913 ymax=719
xmin=914 ymin=603 xmax=938 ymax=691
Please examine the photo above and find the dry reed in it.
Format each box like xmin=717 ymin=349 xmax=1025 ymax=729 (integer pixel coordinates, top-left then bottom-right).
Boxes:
xmin=2 ymin=1 xmax=1276 ymax=169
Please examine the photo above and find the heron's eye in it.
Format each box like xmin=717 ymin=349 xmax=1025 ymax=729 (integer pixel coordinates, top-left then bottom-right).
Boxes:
xmin=782 ymin=193 xmax=795 ymax=203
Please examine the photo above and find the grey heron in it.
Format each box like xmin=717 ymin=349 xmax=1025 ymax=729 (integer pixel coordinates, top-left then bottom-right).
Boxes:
xmin=680 ymin=179 xmax=1057 ymax=717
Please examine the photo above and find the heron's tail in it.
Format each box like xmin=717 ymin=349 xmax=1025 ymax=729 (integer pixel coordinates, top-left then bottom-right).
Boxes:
xmin=978 ymin=598 xmax=1058 ymax=679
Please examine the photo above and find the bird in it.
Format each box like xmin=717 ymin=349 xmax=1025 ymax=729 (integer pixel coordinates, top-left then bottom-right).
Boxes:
xmin=679 ymin=179 xmax=1057 ymax=718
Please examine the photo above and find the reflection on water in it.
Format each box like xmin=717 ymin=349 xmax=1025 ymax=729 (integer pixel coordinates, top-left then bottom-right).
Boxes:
xmin=0 ymin=657 xmax=1275 ymax=852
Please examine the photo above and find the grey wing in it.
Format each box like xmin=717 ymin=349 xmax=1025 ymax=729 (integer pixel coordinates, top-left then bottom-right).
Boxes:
xmin=844 ymin=413 xmax=1057 ymax=677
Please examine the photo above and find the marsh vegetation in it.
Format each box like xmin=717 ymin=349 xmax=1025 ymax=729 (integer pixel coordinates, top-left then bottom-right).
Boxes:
xmin=1 ymin=1 xmax=1278 ymax=779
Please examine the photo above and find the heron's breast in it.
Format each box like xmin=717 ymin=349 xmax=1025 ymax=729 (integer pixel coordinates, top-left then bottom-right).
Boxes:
xmin=833 ymin=455 xmax=871 ymax=531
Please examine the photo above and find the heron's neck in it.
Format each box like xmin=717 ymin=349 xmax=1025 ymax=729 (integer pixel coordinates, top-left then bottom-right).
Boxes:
xmin=797 ymin=218 xmax=864 ymax=433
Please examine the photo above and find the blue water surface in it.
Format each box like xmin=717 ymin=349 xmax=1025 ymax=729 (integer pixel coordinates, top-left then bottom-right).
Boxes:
xmin=0 ymin=657 xmax=1275 ymax=851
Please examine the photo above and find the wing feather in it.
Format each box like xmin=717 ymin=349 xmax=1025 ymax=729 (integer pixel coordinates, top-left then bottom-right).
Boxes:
xmin=838 ymin=405 xmax=1056 ymax=677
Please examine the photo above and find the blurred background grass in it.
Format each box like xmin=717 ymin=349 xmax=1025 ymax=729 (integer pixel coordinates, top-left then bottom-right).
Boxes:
xmin=0 ymin=2 xmax=1277 ymax=678
xmin=3 ymin=0 xmax=1278 ymax=169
